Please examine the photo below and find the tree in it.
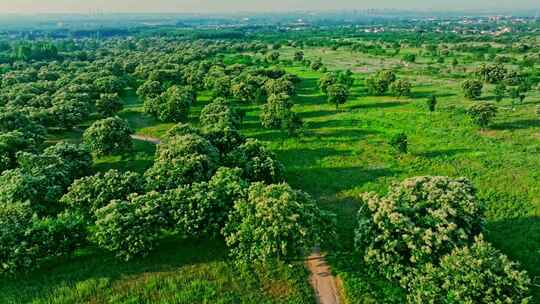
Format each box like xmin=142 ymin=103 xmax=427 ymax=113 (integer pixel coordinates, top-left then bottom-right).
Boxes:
xmin=389 ymin=79 xmax=412 ymax=97
xmin=225 ymin=139 xmax=284 ymax=184
xmin=96 ymin=93 xmax=123 ymax=117
xmin=426 ymin=95 xmax=437 ymax=112
xmin=366 ymin=70 xmax=397 ymax=96
xmin=266 ymin=51 xmax=280 ymax=62
xmin=200 ymin=99 xmax=241 ymax=130
xmin=145 ymin=134 xmax=219 ymax=191
xmin=461 ymin=79 xmax=483 ymax=100
xmin=408 ymin=236 xmax=531 ymax=304
xmin=260 ymin=93 xmax=294 ymax=129
xmin=326 ymin=84 xmax=350 ymax=109
xmin=136 ymin=80 xmax=163 ymax=99
xmin=159 ymin=86 xmax=195 ymax=122
xmin=42 ymin=142 xmax=92 ymax=180
xmin=468 ymin=102 xmax=498 ymax=129
xmin=222 ymin=182 xmax=334 ymax=263
xmin=401 ymin=53 xmax=416 ymax=63
xmin=264 ymin=78 xmax=296 ymax=97
xmin=355 ymin=176 xmax=484 ymax=286
xmin=293 ymin=51 xmax=304 ymax=61
xmin=0 ymin=203 xmax=85 ymax=274
xmin=83 ymin=117 xmax=133 ymax=156
xmin=92 ymin=193 xmax=168 ymax=261
xmin=60 ymin=170 xmax=144 ymax=220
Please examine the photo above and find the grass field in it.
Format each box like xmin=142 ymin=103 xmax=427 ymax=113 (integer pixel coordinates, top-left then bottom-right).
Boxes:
xmin=3 ymin=46 xmax=539 ymax=303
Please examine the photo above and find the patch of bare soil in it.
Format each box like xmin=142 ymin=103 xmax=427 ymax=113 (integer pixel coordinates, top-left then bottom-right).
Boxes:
xmin=307 ymin=247 xmax=340 ymax=304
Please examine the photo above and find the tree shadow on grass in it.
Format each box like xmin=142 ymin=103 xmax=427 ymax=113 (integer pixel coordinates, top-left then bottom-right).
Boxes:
xmin=287 ymin=166 xmax=398 ymax=198
xmin=491 ymin=119 xmax=540 ymax=131
xmin=416 ymin=148 xmax=470 ymax=159
xmin=485 ymin=216 xmax=540 ymax=299
xmin=411 ymin=91 xmax=456 ymax=99
xmin=0 ymin=238 xmax=228 ymax=304
xmin=348 ymin=101 xmax=404 ymax=111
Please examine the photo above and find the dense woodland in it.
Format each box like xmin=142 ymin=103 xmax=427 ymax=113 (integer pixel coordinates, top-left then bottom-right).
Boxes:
xmin=0 ymin=16 xmax=539 ymax=303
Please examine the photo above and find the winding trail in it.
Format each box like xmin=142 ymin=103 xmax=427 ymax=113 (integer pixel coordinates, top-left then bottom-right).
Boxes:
xmin=131 ymin=134 xmax=340 ymax=304
xmin=307 ymin=247 xmax=340 ymax=304
xmin=131 ymin=134 xmax=161 ymax=144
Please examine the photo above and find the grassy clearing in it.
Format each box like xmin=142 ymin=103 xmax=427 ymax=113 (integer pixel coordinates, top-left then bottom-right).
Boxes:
xmin=0 ymin=238 xmax=312 ymax=304
xmin=32 ymin=49 xmax=540 ymax=302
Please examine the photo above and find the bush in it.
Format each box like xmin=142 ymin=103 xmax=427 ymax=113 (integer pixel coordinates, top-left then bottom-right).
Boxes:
xmin=83 ymin=117 xmax=133 ymax=156
xmin=223 ymin=183 xmax=334 ymax=263
xmin=92 ymin=193 xmax=168 ymax=261
xmin=0 ymin=203 xmax=85 ymax=274
xmin=60 ymin=170 xmax=144 ymax=220
xmin=461 ymin=79 xmax=483 ymax=100
xmin=145 ymin=134 xmax=220 ymax=191
xmin=225 ymin=139 xmax=284 ymax=184
xmin=355 ymin=176 xmax=484 ymax=285
xmin=468 ymin=102 xmax=498 ymax=128
xmin=389 ymin=132 xmax=408 ymax=154
xmin=407 ymin=236 xmax=531 ymax=304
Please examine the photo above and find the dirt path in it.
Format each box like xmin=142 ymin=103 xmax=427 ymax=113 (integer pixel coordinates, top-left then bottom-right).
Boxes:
xmin=131 ymin=134 xmax=161 ymax=144
xmin=307 ymin=247 xmax=340 ymax=304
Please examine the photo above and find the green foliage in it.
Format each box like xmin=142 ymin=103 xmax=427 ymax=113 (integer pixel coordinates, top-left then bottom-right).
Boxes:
xmin=476 ymin=63 xmax=508 ymax=84
xmin=389 ymin=79 xmax=412 ymax=98
xmin=401 ymin=53 xmax=416 ymax=63
xmin=326 ymin=83 xmax=350 ymax=109
xmin=389 ymin=132 xmax=408 ymax=154
xmin=355 ymin=176 xmax=484 ymax=285
xmin=494 ymin=83 xmax=506 ymax=102
xmin=145 ymin=134 xmax=219 ymax=191
xmin=366 ymin=70 xmax=397 ymax=96
xmin=165 ymin=123 xmax=200 ymax=139
xmin=92 ymin=193 xmax=168 ymax=261
xmin=264 ymin=78 xmax=296 ymax=97
xmin=96 ymin=93 xmax=123 ymax=117
xmin=136 ymin=80 xmax=163 ymax=99
xmin=260 ymin=93 xmax=295 ymax=129
xmin=60 ymin=170 xmax=144 ymax=220
xmin=202 ymin=127 xmax=245 ymax=156
xmin=0 ymin=110 xmax=45 ymax=144
xmin=0 ymin=203 xmax=85 ymax=274
xmin=145 ymin=86 xmax=195 ymax=123
xmin=83 ymin=117 xmax=133 ymax=156
xmin=225 ymin=139 xmax=284 ymax=184
xmin=461 ymin=79 xmax=483 ymax=100
xmin=223 ymin=182 xmax=334 ymax=263
xmin=42 ymin=142 xmax=92 ymax=180
xmin=408 ymin=236 xmax=531 ymax=304
xmin=467 ymin=102 xmax=498 ymax=128
xmin=200 ymin=98 xmax=241 ymax=130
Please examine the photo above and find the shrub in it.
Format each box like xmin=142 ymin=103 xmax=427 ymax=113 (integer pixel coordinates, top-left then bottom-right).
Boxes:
xmin=145 ymin=134 xmax=220 ymax=191
xmin=60 ymin=170 xmax=144 ymax=220
xmin=407 ymin=236 xmax=531 ymax=304
xmin=225 ymin=139 xmax=284 ymax=184
xmin=223 ymin=183 xmax=334 ymax=262
xmin=468 ymin=102 xmax=498 ymax=128
xmin=83 ymin=117 xmax=133 ymax=156
xmin=0 ymin=203 xmax=85 ymax=274
xmin=92 ymin=193 xmax=168 ymax=261
xmin=389 ymin=132 xmax=408 ymax=154
xmin=461 ymin=79 xmax=483 ymax=100
xmin=355 ymin=176 xmax=484 ymax=285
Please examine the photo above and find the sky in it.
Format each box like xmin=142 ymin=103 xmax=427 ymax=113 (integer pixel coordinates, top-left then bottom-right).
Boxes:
xmin=0 ymin=0 xmax=539 ymax=14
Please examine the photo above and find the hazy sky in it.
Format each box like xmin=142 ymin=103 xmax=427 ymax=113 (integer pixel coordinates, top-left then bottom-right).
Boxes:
xmin=0 ymin=0 xmax=539 ymax=14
